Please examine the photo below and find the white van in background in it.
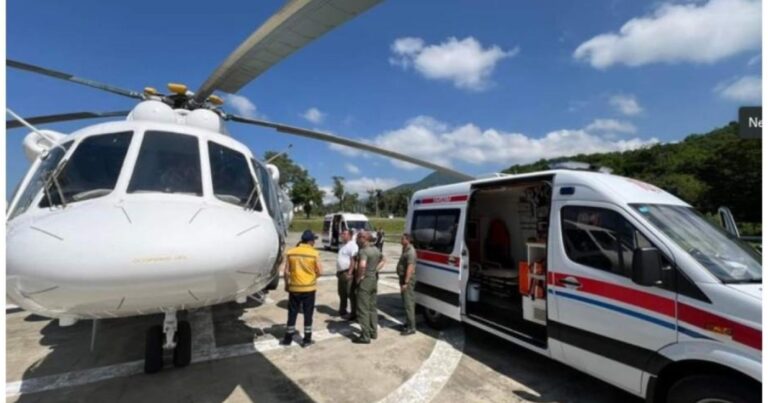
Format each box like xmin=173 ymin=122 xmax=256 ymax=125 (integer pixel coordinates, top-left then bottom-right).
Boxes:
xmin=321 ymin=212 xmax=373 ymax=250
xmin=405 ymin=169 xmax=761 ymax=403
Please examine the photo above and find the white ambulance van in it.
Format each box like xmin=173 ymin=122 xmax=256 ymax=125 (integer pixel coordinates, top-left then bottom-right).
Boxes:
xmin=406 ymin=169 xmax=761 ymax=403
xmin=321 ymin=212 xmax=373 ymax=249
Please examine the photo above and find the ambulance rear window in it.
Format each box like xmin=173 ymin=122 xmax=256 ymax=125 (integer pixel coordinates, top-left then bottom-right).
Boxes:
xmin=411 ymin=209 xmax=460 ymax=254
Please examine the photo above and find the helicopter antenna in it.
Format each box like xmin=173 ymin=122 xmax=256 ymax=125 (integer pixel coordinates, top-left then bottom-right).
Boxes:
xmin=266 ymin=144 xmax=293 ymax=164
xmin=6 ymin=108 xmax=67 ymax=153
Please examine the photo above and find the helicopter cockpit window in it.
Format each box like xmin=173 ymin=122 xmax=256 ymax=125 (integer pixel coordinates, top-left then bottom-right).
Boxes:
xmin=252 ymin=158 xmax=282 ymax=220
xmin=128 ymin=131 xmax=202 ymax=196
xmin=8 ymin=141 xmax=73 ymax=220
xmin=208 ymin=142 xmax=261 ymax=210
xmin=39 ymin=132 xmax=132 ymax=208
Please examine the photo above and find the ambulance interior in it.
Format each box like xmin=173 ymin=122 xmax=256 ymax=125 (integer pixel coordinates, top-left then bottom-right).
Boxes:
xmin=465 ymin=179 xmax=552 ymax=344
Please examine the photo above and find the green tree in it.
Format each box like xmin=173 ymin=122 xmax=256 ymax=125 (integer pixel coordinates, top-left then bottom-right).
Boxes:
xmin=332 ymin=176 xmax=345 ymax=210
xmin=263 ymin=151 xmax=305 ymax=190
xmin=291 ymin=173 xmax=324 ymax=218
xmin=344 ymin=192 xmax=360 ymax=212
xmin=501 ymin=122 xmax=761 ymax=230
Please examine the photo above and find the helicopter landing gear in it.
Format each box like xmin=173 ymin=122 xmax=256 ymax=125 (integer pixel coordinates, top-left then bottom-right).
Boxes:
xmin=144 ymin=310 xmax=192 ymax=374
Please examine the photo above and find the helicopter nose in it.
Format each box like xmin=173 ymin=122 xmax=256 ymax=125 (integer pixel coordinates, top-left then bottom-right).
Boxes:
xmin=6 ymin=200 xmax=278 ymax=318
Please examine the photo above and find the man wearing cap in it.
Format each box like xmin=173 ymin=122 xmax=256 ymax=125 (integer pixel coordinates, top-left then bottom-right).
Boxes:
xmin=397 ymin=233 xmax=417 ymax=335
xmin=281 ymin=229 xmax=323 ymax=348
xmin=353 ymin=231 xmax=386 ymax=344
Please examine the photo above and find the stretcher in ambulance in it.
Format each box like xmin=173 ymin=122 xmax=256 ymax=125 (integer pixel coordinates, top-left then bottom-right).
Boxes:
xmin=405 ymin=169 xmax=761 ymax=403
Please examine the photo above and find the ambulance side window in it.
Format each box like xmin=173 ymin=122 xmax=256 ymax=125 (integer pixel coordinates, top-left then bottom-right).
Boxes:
xmin=412 ymin=209 xmax=460 ymax=253
xmin=561 ymin=206 xmax=652 ymax=278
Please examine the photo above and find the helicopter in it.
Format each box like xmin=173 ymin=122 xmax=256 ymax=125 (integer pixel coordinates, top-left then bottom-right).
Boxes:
xmin=5 ymin=0 xmax=473 ymax=374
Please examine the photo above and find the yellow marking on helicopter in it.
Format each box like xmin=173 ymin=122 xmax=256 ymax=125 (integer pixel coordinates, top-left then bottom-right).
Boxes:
xmin=132 ymin=255 xmax=188 ymax=264
xmin=167 ymin=83 xmax=187 ymax=95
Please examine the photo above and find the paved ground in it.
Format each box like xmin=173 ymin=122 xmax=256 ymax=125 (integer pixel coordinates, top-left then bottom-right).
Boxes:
xmin=6 ymin=233 xmax=639 ymax=403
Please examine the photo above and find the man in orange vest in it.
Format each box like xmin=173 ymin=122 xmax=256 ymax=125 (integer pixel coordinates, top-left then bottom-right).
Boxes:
xmin=281 ymin=230 xmax=323 ymax=348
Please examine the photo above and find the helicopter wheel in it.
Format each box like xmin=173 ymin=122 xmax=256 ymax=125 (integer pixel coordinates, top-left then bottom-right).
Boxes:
xmin=173 ymin=321 xmax=192 ymax=368
xmin=144 ymin=325 xmax=164 ymax=374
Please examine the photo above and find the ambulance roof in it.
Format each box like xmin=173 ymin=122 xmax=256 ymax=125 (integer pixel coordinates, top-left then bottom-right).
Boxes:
xmin=324 ymin=212 xmax=369 ymax=221
xmin=412 ymin=170 xmax=688 ymax=208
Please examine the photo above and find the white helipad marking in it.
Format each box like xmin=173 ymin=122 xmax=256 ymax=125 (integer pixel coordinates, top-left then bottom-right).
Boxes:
xmin=6 ymin=304 xmax=406 ymax=397
xmin=377 ymin=328 xmax=465 ymax=403
xmin=6 ymin=327 xmax=347 ymax=398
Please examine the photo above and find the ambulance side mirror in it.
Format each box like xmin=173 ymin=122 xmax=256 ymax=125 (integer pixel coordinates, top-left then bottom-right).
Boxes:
xmin=632 ymin=247 xmax=663 ymax=287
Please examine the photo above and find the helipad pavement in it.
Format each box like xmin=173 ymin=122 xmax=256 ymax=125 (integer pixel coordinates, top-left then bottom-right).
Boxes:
xmin=6 ymin=233 xmax=638 ymax=403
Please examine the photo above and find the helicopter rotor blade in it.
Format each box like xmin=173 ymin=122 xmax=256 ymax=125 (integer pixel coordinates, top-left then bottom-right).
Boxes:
xmin=6 ymin=110 xmax=131 ymax=129
xmin=228 ymin=114 xmax=474 ymax=181
xmin=7 ymin=59 xmax=143 ymax=100
xmin=194 ymin=0 xmax=382 ymax=103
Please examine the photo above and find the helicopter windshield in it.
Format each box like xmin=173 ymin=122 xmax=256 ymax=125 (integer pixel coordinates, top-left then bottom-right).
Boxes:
xmin=8 ymin=141 xmax=73 ymax=220
xmin=208 ymin=141 xmax=262 ymax=210
xmin=128 ymin=131 xmax=203 ymax=196
xmin=39 ymin=132 xmax=132 ymax=208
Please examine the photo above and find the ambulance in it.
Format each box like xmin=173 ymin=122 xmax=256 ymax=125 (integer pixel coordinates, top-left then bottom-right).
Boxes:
xmin=405 ymin=169 xmax=761 ymax=403
xmin=321 ymin=212 xmax=373 ymax=249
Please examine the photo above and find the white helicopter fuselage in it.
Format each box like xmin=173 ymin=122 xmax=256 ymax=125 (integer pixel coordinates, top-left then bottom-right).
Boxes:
xmin=7 ymin=104 xmax=286 ymax=324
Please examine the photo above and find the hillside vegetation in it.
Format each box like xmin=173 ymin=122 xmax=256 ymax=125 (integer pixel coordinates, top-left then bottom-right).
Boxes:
xmin=504 ymin=123 xmax=761 ymax=227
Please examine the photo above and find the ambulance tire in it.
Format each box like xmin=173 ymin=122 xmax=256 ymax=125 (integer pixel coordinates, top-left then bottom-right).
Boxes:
xmin=422 ymin=307 xmax=451 ymax=330
xmin=667 ymin=374 xmax=759 ymax=403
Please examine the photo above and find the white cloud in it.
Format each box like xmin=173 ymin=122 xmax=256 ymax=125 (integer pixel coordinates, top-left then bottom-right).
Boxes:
xmin=302 ymin=107 xmax=326 ymax=124
xmin=319 ymin=186 xmax=336 ymax=205
xmin=584 ymin=118 xmax=637 ymax=135
xmin=224 ymin=94 xmax=260 ymax=118
xmin=344 ymin=177 xmax=401 ymax=195
xmin=331 ymin=116 xmax=658 ymax=170
xmin=609 ymin=94 xmax=643 ymax=116
xmin=390 ymin=36 xmax=518 ymax=90
xmin=574 ymin=0 xmax=761 ymax=68
xmin=715 ymin=75 xmax=762 ymax=103
xmin=345 ymin=163 xmax=361 ymax=175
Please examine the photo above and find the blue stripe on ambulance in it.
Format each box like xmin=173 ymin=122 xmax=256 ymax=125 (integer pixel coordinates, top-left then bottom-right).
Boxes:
xmin=549 ymin=288 xmax=712 ymax=341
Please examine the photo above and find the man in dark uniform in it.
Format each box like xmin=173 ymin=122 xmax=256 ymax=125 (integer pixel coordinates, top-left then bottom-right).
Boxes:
xmin=397 ymin=233 xmax=417 ymax=335
xmin=352 ymin=231 xmax=385 ymax=344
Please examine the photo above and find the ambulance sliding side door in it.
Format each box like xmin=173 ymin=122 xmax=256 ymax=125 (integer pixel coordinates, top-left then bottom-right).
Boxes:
xmin=549 ymin=200 xmax=677 ymax=395
xmin=411 ymin=207 xmax=464 ymax=321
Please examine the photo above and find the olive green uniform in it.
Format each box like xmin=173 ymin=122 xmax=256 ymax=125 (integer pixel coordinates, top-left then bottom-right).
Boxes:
xmin=397 ymin=244 xmax=417 ymax=331
xmin=355 ymin=245 xmax=382 ymax=341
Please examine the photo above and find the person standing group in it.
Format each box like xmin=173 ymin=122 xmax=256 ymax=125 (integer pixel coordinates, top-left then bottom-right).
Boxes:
xmin=281 ymin=229 xmax=417 ymax=348
xmin=336 ymin=229 xmax=357 ymax=318
xmin=397 ymin=233 xmax=417 ymax=336
xmin=281 ymin=230 xmax=322 ymax=348
xmin=351 ymin=231 xmax=385 ymax=344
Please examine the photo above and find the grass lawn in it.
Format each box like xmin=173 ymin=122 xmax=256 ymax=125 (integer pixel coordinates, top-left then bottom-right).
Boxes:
xmin=289 ymin=217 xmax=407 ymax=241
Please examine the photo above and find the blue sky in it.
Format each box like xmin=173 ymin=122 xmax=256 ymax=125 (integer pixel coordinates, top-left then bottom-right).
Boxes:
xmin=6 ymin=0 xmax=762 ymax=200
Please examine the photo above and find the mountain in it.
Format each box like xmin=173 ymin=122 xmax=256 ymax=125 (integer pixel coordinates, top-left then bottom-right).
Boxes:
xmin=388 ymin=171 xmax=462 ymax=193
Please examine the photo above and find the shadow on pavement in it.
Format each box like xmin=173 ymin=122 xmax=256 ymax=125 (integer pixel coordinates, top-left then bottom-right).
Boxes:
xmin=374 ymin=289 xmax=641 ymax=403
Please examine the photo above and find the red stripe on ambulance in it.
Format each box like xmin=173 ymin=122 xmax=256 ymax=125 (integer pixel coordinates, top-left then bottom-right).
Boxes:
xmin=550 ymin=272 xmax=761 ymax=351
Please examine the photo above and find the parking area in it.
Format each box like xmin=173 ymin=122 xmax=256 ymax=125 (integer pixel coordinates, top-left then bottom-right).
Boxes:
xmin=6 ymin=233 xmax=639 ymax=403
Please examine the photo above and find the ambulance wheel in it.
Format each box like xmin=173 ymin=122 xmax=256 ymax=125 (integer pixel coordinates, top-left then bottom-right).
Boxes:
xmin=667 ymin=375 xmax=759 ymax=403
xmin=144 ymin=325 xmax=164 ymax=374
xmin=173 ymin=321 xmax=192 ymax=368
xmin=422 ymin=308 xmax=451 ymax=330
